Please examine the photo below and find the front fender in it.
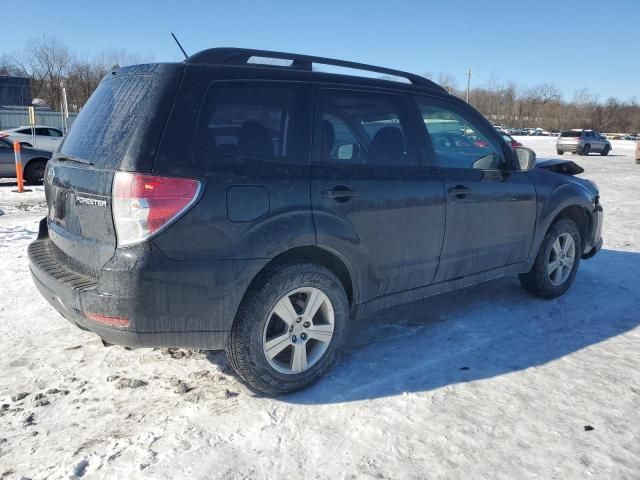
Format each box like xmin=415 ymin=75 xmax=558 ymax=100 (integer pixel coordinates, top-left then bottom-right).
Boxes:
xmin=526 ymin=169 xmax=598 ymax=266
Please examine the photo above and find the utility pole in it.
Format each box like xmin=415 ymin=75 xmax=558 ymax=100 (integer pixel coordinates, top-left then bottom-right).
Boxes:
xmin=466 ymin=68 xmax=472 ymax=104
xmin=60 ymin=82 xmax=69 ymax=134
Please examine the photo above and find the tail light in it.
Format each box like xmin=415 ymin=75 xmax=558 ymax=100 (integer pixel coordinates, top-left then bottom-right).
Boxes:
xmin=112 ymin=172 xmax=201 ymax=247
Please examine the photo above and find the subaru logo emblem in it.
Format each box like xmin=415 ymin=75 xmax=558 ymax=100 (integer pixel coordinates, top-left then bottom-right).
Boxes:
xmin=46 ymin=167 xmax=54 ymax=184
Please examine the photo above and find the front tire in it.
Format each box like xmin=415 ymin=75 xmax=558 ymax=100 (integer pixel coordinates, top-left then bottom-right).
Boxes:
xmin=557 ymin=150 xmax=564 ymax=155
xmin=601 ymin=146 xmax=610 ymax=156
xmin=519 ymin=219 xmax=582 ymax=298
xmin=226 ymin=261 xmax=349 ymax=395
xmin=580 ymin=144 xmax=591 ymax=156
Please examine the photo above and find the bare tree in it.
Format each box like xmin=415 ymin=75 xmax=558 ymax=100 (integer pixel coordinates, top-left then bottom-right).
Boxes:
xmin=18 ymin=35 xmax=73 ymax=108
xmin=436 ymin=73 xmax=458 ymax=94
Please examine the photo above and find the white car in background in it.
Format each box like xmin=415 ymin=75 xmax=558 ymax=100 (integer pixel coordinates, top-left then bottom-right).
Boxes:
xmin=0 ymin=125 xmax=64 ymax=152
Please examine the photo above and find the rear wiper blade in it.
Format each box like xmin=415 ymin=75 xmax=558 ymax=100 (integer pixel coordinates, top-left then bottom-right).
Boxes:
xmin=56 ymin=155 xmax=93 ymax=166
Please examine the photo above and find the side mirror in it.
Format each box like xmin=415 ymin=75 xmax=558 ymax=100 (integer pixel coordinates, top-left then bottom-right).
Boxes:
xmin=515 ymin=146 xmax=536 ymax=171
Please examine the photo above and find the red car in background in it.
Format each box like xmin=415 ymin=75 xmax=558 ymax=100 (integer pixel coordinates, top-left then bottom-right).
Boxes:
xmin=502 ymin=133 xmax=523 ymax=150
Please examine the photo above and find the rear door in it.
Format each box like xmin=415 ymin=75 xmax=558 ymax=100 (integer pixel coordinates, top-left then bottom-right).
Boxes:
xmin=413 ymin=96 xmax=536 ymax=281
xmin=45 ymin=64 xmax=182 ymax=276
xmin=310 ymin=87 xmax=445 ymax=302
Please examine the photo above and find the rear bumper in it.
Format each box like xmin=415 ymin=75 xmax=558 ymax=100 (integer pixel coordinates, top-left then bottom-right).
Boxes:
xmin=556 ymin=143 xmax=581 ymax=152
xmin=29 ymin=218 xmax=267 ymax=350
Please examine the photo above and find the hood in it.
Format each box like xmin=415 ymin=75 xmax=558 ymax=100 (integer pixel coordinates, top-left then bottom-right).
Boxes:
xmin=537 ymin=159 xmax=598 ymax=198
xmin=536 ymin=159 xmax=584 ymax=176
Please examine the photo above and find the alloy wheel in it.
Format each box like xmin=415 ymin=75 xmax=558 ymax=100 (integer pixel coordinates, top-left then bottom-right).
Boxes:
xmin=548 ymin=233 xmax=575 ymax=286
xmin=262 ymin=287 xmax=335 ymax=374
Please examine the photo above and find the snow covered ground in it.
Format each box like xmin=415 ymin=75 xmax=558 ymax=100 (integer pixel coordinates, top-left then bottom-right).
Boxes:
xmin=1 ymin=137 xmax=639 ymax=479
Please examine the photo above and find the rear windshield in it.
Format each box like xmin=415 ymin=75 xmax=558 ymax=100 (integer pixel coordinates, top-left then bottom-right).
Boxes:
xmin=59 ymin=74 xmax=158 ymax=169
xmin=561 ymin=131 xmax=582 ymax=137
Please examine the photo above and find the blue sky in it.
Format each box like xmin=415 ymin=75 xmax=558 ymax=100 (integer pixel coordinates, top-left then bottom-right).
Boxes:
xmin=4 ymin=0 xmax=639 ymax=100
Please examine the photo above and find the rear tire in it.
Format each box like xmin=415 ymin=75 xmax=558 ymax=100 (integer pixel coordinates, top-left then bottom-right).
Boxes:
xmin=19 ymin=142 xmax=32 ymax=148
xmin=601 ymin=146 xmax=610 ymax=156
xmin=226 ymin=260 xmax=349 ymax=395
xmin=519 ymin=219 xmax=581 ymax=298
xmin=24 ymin=159 xmax=47 ymax=185
xmin=557 ymin=150 xmax=564 ymax=155
xmin=580 ymin=144 xmax=591 ymax=156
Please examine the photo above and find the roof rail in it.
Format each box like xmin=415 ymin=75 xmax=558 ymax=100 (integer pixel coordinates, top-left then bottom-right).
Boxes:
xmin=185 ymin=48 xmax=444 ymax=90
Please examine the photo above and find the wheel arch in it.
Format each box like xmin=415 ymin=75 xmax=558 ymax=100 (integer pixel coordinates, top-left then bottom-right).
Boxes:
xmin=551 ymin=205 xmax=590 ymax=246
xmin=24 ymin=156 xmax=49 ymax=169
xmin=241 ymin=245 xmax=357 ymax=313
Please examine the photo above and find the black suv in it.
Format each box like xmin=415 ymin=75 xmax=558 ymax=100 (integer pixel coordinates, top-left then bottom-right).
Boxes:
xmin=29 ymin=49 xmax=603 ymax=394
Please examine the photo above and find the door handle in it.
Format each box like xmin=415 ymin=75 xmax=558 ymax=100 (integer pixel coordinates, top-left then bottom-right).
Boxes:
xmin=448 ymin=185 xmax=471 ymax=199
xmin=321 ymin=186 xmax=359 ymax=201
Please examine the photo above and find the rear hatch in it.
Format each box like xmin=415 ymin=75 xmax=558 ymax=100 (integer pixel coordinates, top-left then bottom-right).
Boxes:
xmin=45 ymin=63 xmax=183 ymax=277
xmin=558 ymin=130 xmax=582 ymax=147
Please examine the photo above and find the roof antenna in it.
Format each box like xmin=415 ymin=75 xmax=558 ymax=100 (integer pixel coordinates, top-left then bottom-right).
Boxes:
xmin=171 ymin=32 xmax=188 ymax=59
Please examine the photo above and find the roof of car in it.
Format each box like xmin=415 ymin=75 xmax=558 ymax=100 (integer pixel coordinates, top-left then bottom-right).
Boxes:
xmin=10 ymin=125 xmax=61 ymax=130
xmin=185 ymin=47 xmax=446 ymax=93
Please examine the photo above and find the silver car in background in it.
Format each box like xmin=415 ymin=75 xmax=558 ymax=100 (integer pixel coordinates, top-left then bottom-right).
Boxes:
xmin=556 ymin=129 xmax=611 ymax=156
xmin=0 ymin=125 xmax=64 ymax=152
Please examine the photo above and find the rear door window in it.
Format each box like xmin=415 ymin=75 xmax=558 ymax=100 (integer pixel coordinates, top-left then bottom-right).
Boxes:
xmin=199 ymin=86 xmax=296 ymax=161
xmin=318 ymin=90 xmax=417 ymax=166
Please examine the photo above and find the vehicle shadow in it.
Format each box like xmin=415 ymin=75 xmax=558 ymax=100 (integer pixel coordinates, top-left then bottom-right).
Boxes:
xmin=281 ymin=248 xmax=640 ymax=404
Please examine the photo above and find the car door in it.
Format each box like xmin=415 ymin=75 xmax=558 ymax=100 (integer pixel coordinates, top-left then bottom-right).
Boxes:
xmin=413 ymin=96 xmax=536 ymax=282
xmin=48 ymin=128 xmax=64 ymax=150
xmin=595 ymin=132 xmax=606 ymax=152
xmin=35 ymin=127 xmax=54 ymax=150
xmin=0 ymin=140 xmax=15 ymax=176
xmin=310 ymin=87 xmax=445 ymax=302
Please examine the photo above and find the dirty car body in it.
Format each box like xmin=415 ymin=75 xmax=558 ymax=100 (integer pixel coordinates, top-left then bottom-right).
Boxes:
xmin=28 ymin=49 xmax=603 ymax=393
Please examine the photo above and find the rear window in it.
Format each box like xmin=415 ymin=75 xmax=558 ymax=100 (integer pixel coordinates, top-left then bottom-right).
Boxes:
xmin=199 ymin=86 xmax=296 ymax=160
xmin=59 ymin=74 xmax=158 ymax=169
xmin=561 ymin=131 xmax=582 ymax=137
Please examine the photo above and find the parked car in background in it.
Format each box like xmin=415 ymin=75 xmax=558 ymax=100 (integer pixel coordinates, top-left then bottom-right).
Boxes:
xmin=530 ymin=128 xmax=550 ymax=136
xmin=502 ymin=133 xmax=522 ymax=149
xmin=556 ymin=129 xmax=611 ymax=156
xmin=0 ymin=126 xmax=64 ymax=152
xmin=29 ymin=48 xmax=603 ymax=394
xmin=0 ymin=137 xmax=52 ymax=184
xmin=636 ymin=141 xmax=640 ymax=164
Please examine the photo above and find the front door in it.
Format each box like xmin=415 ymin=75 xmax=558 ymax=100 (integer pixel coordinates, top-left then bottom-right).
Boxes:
xmin=310 ymin=88 xmax=445 ymax=302
xmin=413 ymin=97 xmax=537 ymax=282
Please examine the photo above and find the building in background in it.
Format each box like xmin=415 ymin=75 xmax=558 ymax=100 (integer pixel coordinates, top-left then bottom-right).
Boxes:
xmin=0 ymin=76 xmax=32 ymax=107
